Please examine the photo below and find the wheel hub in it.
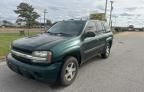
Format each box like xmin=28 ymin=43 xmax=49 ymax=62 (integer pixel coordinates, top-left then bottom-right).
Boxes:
xmin=65 ymin=62 xmax=76 ymax=81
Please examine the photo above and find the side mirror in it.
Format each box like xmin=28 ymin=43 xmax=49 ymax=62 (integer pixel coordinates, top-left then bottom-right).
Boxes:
xmin=84 ymin=32 xmax=95 ymax=38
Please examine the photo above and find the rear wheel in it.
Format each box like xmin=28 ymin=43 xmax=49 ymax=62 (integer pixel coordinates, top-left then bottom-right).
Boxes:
xmin=60 ymin=56 xmax=78 ymax=86
xmin=101 ymin=43 xmax=111 ymax=58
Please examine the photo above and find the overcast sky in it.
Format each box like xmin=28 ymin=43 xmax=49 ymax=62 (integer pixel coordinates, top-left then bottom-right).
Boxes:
xmin=0 ymin=0 xmax=144 ymax=27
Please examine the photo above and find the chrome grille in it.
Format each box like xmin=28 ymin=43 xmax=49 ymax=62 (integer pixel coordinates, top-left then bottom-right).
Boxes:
xmin=12 ymin=46 xmax=32 ymax=55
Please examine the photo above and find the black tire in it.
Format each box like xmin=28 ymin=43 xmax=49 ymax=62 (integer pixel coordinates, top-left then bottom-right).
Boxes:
xmin=101 ymin=43 xmax=111 ymax=58
xmin=59 ymin=56 xmax=78 ymax=86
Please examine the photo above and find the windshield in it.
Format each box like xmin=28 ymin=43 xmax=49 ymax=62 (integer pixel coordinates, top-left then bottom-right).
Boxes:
xmin=47 ymin=21 xmax=86 ymax=36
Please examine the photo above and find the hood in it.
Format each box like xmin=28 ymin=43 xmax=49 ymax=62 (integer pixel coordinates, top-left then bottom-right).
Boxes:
xmin=12 ymin=33 xmax=68 ymax=51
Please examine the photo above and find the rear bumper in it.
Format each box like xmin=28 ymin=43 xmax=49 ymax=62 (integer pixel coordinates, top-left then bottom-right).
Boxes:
xmin=6 ymin=53 xmax=62 ymax=83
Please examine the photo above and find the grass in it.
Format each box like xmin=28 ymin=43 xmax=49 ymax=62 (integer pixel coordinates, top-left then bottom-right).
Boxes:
xmin=0 ymin=29 xmax=42 ymax=58
xmin=0 ymin=33 xmax=20 ymax=56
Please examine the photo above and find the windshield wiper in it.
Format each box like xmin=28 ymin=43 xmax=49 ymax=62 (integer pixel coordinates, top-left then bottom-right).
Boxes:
xmin=47 ymin=32 xmax=73 ymax=36
xmin=47 ymin=31 xmax=53 ymax=34
xmin=47 ymin=31 xmax=57 ymax=35
xmin=54 ymin=32 xmax=72 ymax=36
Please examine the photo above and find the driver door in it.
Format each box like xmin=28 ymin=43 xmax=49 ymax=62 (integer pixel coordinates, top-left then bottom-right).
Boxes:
xmin=81 ymin=21 xmax=98 ymax=62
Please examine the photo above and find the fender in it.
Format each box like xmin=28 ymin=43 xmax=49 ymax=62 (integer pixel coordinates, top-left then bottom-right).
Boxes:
xmin=52 ymin=45 xmax=81 ymax=62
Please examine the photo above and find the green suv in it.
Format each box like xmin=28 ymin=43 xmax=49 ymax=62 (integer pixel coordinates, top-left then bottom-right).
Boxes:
xmin=7 ymin=20 xmax=113 ymax=86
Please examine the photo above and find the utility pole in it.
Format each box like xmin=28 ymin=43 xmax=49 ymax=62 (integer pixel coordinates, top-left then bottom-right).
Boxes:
xmin=44 ymin=9 xmax=48 ymax=31
xmin=104 ymin=0 xmax=108 ymax=21
xmin=109 ymin=1 xmax=114 ymax=29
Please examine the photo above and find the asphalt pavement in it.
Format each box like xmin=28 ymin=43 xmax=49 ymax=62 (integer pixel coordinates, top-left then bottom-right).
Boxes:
xmin=0 ymin=32 xmax=144 ymax=92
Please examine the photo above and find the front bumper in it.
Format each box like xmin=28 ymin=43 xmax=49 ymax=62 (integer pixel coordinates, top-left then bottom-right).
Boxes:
xmin=6 ymin=53 xmax=62 ymax=83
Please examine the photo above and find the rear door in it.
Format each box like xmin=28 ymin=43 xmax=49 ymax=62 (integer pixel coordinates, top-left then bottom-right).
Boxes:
xmin=94 ymin=21 xmax=107 ymax=53
xmin=102 ymin=22 xmax=113 ymax=46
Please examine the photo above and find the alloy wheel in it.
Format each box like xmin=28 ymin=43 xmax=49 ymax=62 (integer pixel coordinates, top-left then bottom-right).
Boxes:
xmin=64 ymin=62 xmax=76 ymax=81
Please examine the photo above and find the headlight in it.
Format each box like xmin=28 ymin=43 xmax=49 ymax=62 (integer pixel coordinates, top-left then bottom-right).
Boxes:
xmin=32 ymin=51 xmax=52 ymax=63
xmin=33 ymin=51 xmax=48 ymax=57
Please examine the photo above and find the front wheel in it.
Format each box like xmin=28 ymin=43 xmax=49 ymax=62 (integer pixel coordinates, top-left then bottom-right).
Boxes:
xmin=101 ymin=43 xmax=111 ymax=58
xmin=59 ymin=56 xmax=78 ymax=86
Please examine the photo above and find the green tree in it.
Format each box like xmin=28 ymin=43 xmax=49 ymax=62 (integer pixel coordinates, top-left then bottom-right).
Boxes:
xmin=14 ymin=2 xmax=40 ymax=28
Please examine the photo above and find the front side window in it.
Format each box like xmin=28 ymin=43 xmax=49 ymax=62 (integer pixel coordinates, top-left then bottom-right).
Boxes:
xmin=85 ymin=22 xmax=96 ymax=33
xmin=47 ymin=21 xmax=86 ymax=36
xmin=95 ymin=22 xmax=105 ymax=34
